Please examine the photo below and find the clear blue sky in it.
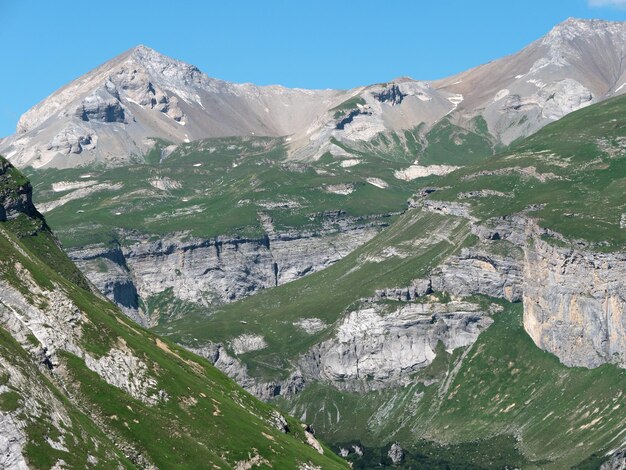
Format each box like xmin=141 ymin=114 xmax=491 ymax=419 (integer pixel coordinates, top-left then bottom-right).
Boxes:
xmin=1 ymin=0 xmax=626 ymax=137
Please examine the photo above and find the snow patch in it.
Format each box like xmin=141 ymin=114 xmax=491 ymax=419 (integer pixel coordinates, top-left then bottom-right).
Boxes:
xmin=447 ymin=94 xmax=464 ymax=107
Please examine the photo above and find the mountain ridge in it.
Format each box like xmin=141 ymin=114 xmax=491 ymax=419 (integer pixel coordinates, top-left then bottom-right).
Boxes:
xmin=3 ymin=17 xmax=626 ymax=168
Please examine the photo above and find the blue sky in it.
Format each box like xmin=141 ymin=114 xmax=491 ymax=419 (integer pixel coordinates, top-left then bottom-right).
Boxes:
xmin=1 ymin=0 xmax=626 ymax=137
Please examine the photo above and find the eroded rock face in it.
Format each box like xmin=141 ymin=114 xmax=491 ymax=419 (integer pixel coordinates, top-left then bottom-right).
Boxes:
xmin=374 ymin=84 xmax=406 ymax=105
xmin=0 ymin=158 xmax=40 ymax=221
xmin=70 ymin=225 xmax=381 ymax=326
xmin=76 ymin=92 xmax=127 ymax=123
xmin=388 ymin=442 xmax=404 ymax=465
xmin=0 ymin=273 xmax=165 ymax=406
xmin=419 ymin=201 xmax=626 ymax=371
xmin=300 ymin=300 xmax=493 ymax=391
xmin=47 ymin=124 xmax=97 ymax=155
xmin=523 ymin=237 xmax=626 ymax=369
xmin=602 ymin=450 xmax=626 ymax=470
xmin=431 ymin=247 xmax=524 ymax=302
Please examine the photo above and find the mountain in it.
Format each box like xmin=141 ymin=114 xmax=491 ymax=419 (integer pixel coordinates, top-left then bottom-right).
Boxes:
xmin=4 ymin=16 xmax=626 ymax=469
xmin=0 ymin=156 xmax=347 ymax=468
xmin=0 ymin=45 xmax=350 ymax=169
xmin=152 ymin=86 xmax=626 ymax=468
xmin=434 ymin=17 xmax=626 ymax=143
xmin=3 ymin=18 xmax=626 ymax=169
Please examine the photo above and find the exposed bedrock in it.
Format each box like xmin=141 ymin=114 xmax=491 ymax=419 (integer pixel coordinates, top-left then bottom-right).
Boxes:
xmin=70 ymin=224 xmax=380 ymax=326
xmin=299 ymin=300 xmax=495 ymax=391
xmin=523 ymin=236 xmax=626 ymax=368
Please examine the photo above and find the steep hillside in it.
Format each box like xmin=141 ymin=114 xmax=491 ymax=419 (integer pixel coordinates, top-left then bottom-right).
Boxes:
xmin=0 ymin=155 xmax=347 ymax=468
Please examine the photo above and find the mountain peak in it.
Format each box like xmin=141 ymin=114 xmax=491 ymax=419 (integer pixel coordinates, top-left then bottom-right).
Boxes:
xmin=545 ymin=17 xmax=626 ymax=43
xmin=124 ymin=44 xmax=201 ymax=75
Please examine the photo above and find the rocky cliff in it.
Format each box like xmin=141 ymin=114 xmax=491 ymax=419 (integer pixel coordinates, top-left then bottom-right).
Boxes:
xmin=523 ymin=235 xmax=626 ymax=369
xmin=70 ymin=223 xmax=382 ymax=326
xmin=300 ymin=299 xmax=495 ymax=391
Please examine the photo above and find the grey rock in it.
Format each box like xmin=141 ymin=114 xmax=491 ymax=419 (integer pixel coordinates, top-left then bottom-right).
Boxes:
xmin=388 ymin=442 xmax=404 ymax=464
xmin=0 ymin=158 xmax=41 ymax=222
xmin=188 ymin=343 xmax=305 ymax=400
xmin=602 ymin=450 xmax=626 ymax=470
xmin=523 ymin=235 xmax=626 ymax=368
xmin=431 ymin=247 xmax=524 ymax=302
xmin=300 ymin=300 xmax=493 ymax=391
xmin=70 ymin=223 xmax=380 ymax=327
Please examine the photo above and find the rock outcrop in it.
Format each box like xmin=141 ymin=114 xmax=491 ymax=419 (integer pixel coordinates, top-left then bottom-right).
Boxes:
xmin=602 ymin=450 xmax=626 ymax=470
xmin=388 ymin=442 xmax=404 ymax=465
xmin=523 ymin=236 xmax=626 ymax=368
xmin=0 ymin=158 xmax=40 ymax=221
xmin=70 ymin=224 xmax=381 ymax=326
xmin=430 ymin=246 xmax=524 ymax=302
xmin=300 ymin=300 xmax=494 ymax=391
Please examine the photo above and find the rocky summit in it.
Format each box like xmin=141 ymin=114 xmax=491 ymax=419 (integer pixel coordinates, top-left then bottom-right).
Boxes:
xmin=4 ymin=18 xmax=626 ymax=170
xmin=2 ymin=15 xmax=626 ymax=470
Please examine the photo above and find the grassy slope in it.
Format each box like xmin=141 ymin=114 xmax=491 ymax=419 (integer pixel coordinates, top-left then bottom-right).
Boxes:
xmin=28 ymin=136 xmax=428 ymax=249
xmin=0 ymin=160 xmax=347 ymax=468
xmin=156 ymin=209 xmax=474 ymax=380
xmin=28 ymin=113 xmax=500 ymax=251
xmin=429 ymin=93 xmax=626 ymax=249
xmin=283 ymin=303 xmax=626 ymax=468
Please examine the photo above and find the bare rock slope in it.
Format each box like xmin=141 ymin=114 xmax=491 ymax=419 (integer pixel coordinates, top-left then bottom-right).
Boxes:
xmin=3 ymin=18 xmax=626 ymax=168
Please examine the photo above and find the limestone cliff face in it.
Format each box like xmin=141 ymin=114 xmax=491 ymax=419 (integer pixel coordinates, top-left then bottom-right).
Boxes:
xmin=523 ymin=236 xmax=626 ymax=369
xmin=430 ymin=246 xmax=523 ymax=302
xmin=70 ymin=225 xmax=380 ymax=326
xmin=421 ymin=200 xmax=626 ymax=371
xmin=299 ymin=300 xmax=494 ymax=391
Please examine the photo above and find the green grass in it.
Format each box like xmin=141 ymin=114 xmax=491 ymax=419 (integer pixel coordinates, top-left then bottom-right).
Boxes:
xmin=331 ymin=95 xmax=367 ymax=118
xmin=0 ymin=325 xmax=134 ymax=469
xmin=0 ymin=161 xmax=349 ymax=469
xmin=0 ymin=390 xmax=21 ymax=412
xmin=429 ymin=93 xmax=626 ymax=249
xmin=27 ymin=135 xmax=426 ymax=250
xmin=420 ymin=116 xmax=496 ymax=166
xmin=281 ymin=303 xmax=626 ymax=468
xmin=156 ymin=209 xmax=474 ymax=380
